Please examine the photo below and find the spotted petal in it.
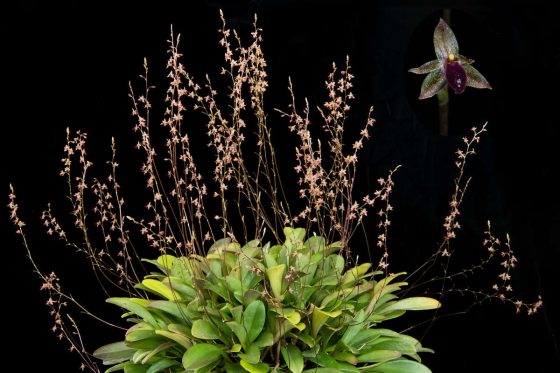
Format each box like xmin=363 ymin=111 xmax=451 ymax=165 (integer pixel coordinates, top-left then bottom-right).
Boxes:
xmin=434 ymin=18 xmax=459 ymax=61
xmin=409 ymin=59 xmax=441 ymax=74
xmin=458 ymin=54 xmax=474 ymax=64
xmin=419 ymin=68 xmax=446 ymax=99
xmin=464 ymin=64 xmax=492 ymax=89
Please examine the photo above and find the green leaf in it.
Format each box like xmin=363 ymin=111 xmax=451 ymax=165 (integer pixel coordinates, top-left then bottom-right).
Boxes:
xmin=147 ymin=300 xmax=189 ymax=321
xmin=243 ymin=300 xmax=266 ymax=342
xmin=342 ymin=263 xmax=372 ymax=286
xmin=156 ymin=254 xmax=176 ymax=270
xmin=142 ymin=279 xmax=181 ymax=301
xmin=192 ymin=319 xmax=221 ymax=340
xmin=105 ymin=362 xmax=128 ymax=372
xmin=124 ymin=364 xmax=149 ymax=373
xmin=381 ymin=297 xmax=441 ymax=313
xmin=357 ymin=350 xmax=401 ymax=363
xmin=146 ymin=358 xmax=177 ymax=373
xmin=226 ymin=321 xmax=247 ymax=346
xmin=281 ymin=345 xmax=304 ymax=373
xmin=238 ymin=344 xmax=260 ymax=364
xmin=266 ymin=264 xmax=286 ymax=299
xmin=302 ymin=369 xmax=341 ymax=373
xmin=240 ymin=360 xmax=270 ymax=373
xmin=368 ymin=359 xmax=431 ymax=373
xmin=107 ymin=298 xmax=160 ymax=327
xmin=312 ymin=305 xmax=341 ymax=337
xmin=93 ymin=341 xmax=136 ymax=365
xmin=141 ymin=341 xmax=175 ymax=364
xmin=254 ymin=331 xmax=274 ymax=348
xmin=182 ymin=343 xmax=222 ymax=370
xmin=340 ymin=310 xmax=366 ymax=345
xmin=154 ymin=329 xmax=191 ymax=349
xmin=333 ymin=351 xmax=358 ymax=365
xmin=225 ymin=362 xmax=247 ymax=373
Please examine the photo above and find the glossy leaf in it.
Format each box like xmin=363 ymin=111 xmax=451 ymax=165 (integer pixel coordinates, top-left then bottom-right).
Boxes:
xmin=356 ymin=350 xmax=401 ymax=363
xmin=266 ymin=264 xmax=286 ymax=299
xmin=107 ymin=298 xmax=159 ymax=327
xmin=192 ymin=319 xmax=221 ymax=340
xmin=240 ymin=360 xmax=270 ymax=373
xmin=154 ymin=329 xmax=191 ymax=349
xmin=281 ymin=345 xmax=304 ymax=373
xmin=93 ymin=341 xmax=136 ymax=365
xmin=244 ymin=300 xmax=266 ymax=342
xmin=182 ymin=343 xmax=222 ymax=370
xmin=146 ymin=358 xmax=177 ymax=373
xmin=368 ymin=359 xmax=431 ymax=373
xmin=381 ymin=297 xmax=441 ymax=313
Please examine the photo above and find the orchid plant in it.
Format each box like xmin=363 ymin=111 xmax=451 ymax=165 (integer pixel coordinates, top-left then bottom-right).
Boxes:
xmin=409 ymin=18 xmax=492 ymax=99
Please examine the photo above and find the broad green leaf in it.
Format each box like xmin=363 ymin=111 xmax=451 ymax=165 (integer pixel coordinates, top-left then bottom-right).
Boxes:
xmin=157 ymin=254 xmax=176 ymax=270
xmin=162 ymin=277 xmax=196 ymax=299
xmin=142 ymin=279 xmax=181 ymax=301
xmin=243 ymin=300 xmax=266 ymax=342
xmin=226 ymin=321 xmax=247 ymax=346
xmin=168 ymin=323 xmax=191 ymax=336
xmin=240 ymin=360 xmax=270 ymax=373
xmin=281 ymin=345 xmax=304 ymax=373
xmin=302 ymin=369 xmax=341 ymax=373
xmin=266 ymin=264 xmax=286 ymax=299
xmin=254 ymin=331 xmax=274 ymax=347
xmin=141 ymin=341 xmax=175 ymax=364
xmin=229 ymin=344 xmax=242 ymax=353
xmin=155 ymin=329 xmax=191 ymax=349
xmin=333 ymin=351 xmax=358 ymax=365
xmin=289 ymin=331 xmax=315 ymax=348
xmin=147 ymin=300 xmax=189 ymax=321
xmin=93 ymin=341 xmax=136 ymax=364
xmin=311 ymin=306 xmax=341 ymax=337
xmin=107 ymin=298 xmax=160 ymax=327
xmin=225 ymin=362 xmax=247 ymax=373
xmin=192 ymin=319 xmax=221 ymax=340
xmin=146 ymin=358 xmax=177 ymax=373
xmin=124 ymin=364 xmax=149 ymax=373
xmin=105 ymin=362 xmax=128 ymax=372
xmin=238 ymin=344 xmax=260 ymax=364
xmin=356 ymin=350 xmax=401 ymax=363
xmin=182 ymin=343 xmax=222 ymax=370
xmin=342 ymin=263 xmax=371 ymax=286
xmin=368 ymin=359 xmax=431 ymax=373
xmin=340 ymin=309 xmax=366 ymax=345
xmin=381 ymin=297 xmax=441 ymax=313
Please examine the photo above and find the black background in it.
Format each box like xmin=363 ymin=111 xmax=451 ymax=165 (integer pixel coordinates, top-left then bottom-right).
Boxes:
xmin=2 ymin=1 xmax=559 ymax=372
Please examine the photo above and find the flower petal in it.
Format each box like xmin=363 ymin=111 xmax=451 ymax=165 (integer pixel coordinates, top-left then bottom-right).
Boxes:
xmin=445 ymin=61 xmax=467 ymax=94
xmin=458 ymin=54 xmax=474 ymax=65
xmin=464 ymin=64 xmax=492 ymax=90
xmin=433 ymin=18 xmax=459 ymax=60
xmin=419 ymin=68 xmax=446 ymax=99
xmin=408 ymin=59 xmax=441 ymax=74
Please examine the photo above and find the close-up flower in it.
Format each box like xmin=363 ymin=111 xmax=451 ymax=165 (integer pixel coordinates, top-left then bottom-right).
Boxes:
xmin=409 ymin=18 xmax=492 ymax=99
